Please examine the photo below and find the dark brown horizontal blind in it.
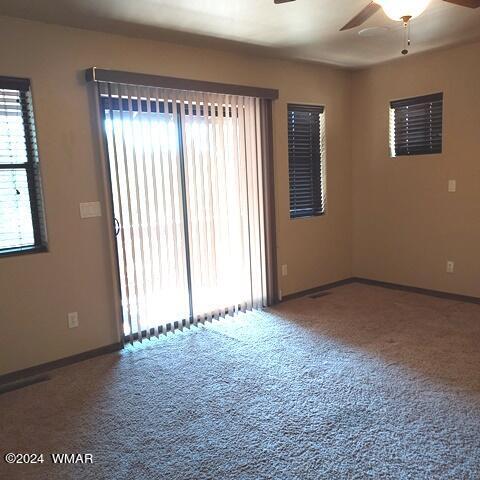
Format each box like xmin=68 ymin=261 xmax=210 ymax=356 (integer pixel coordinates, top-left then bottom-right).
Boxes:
xmin=0 ymin=77 xmax=46 ymax=255
xmin=390 ymin=93 xmax=443 ymax=157
xmin=288 ymin=104 xmax=325 ymax=219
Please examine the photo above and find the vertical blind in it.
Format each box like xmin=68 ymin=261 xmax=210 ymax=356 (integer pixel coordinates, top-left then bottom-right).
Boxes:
xmin=390 ymin=92 xmax=443 ymax=157
xmin=99 ymin=83 xmax=268 ymax=341
xmin=181 ymin=91 xmax=267 ymax=321
xmin=0 ymin=77 xmax=46 ymax=254
xmin=287 ymin=104 xmax=326 ymax=219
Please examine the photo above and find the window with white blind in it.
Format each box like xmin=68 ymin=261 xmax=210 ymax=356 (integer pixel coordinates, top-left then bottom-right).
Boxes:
xmin=0 ymin=77 xmax=46 ymax=256
xmin=287 ymin=104 xmax=326 ymax=219
xmin=389 ymin=93 xmax=443 ymax=157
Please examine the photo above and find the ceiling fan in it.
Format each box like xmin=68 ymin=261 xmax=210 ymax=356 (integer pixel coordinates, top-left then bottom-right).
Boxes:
xmin=274 ymin=0 xmax=480 ymax=54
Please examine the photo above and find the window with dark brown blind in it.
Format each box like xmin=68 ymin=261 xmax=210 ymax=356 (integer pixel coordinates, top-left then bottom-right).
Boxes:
xmin=287 ymin=104 xmax=325 ymax=219
xmin=390 ymin=93 xmax=443 ymax=157
xmin=0 ymin=77 xmax=47 ymax=256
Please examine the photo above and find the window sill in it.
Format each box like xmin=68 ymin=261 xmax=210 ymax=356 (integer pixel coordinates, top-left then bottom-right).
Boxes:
xmin=290 ymin=212 xmax=326 ymax=220
xmin=391 ymin=152 xmax=442 ymax=158
xmin=0 ymin=245 xmax=48 ymax=259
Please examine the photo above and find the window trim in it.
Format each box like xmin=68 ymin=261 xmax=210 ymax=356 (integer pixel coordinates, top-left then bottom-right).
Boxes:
xmin=0 ymin=245 xmax=48 ymax=259
xmin=287 ymin=102 xmax=326 ymax=220
xmin=0 ymin=76 xmax=47 ymax=258
xmin=389 ymin=92 xmax=443 ymax=158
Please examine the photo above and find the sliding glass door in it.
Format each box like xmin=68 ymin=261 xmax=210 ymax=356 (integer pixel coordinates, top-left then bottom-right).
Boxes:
xmin=102 ymin=85 xmax=190 ymax=338
xmin=181 ymin=92 xmax=266 ymax=320
xmin=100 ymin=83 xmax=268 ymax=341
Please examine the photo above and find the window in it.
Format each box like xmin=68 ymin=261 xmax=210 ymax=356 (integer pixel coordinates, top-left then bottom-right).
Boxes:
xmin=389 ymin=92 xmax=443 ymax=157
xmin=0 ymin=77 xmax=46 ymax=256
xmin=287 ymin=104 xmax=325 ymax=219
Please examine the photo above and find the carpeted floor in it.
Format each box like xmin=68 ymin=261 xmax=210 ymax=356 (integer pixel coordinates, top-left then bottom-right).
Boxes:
xmin=1 ymin=283 xmax=480 ymax=479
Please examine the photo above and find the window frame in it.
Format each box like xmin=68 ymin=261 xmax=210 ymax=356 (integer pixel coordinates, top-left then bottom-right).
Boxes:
xmin=0 ymin=76 xmax=47 ymax=258
xmin=389 ymin=92 xmax=443 ymax=158
xmin=287 ymin=103 xmax=326 ymax=220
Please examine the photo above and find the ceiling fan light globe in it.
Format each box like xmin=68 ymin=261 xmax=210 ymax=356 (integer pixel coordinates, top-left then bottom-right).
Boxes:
xmin=375 ymin=0 xmax=431 ymax=21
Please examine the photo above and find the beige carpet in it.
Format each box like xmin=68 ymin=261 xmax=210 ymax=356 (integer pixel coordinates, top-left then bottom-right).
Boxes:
xmin=1 ymin=283 xmax=480 ymax=479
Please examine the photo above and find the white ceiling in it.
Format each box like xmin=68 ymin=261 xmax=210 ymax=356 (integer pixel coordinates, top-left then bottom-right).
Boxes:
xmin=1 ymin=0 xmax=480 ymax=68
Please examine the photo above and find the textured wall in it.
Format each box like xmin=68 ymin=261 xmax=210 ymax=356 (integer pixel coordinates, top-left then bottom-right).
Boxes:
xmin=0 ymin=17 xmax=353 ymax=375
xmin=4 ymin=15 xmax=477 ymax=377
xmin=351 ymin=41 xmax=480 ymax=298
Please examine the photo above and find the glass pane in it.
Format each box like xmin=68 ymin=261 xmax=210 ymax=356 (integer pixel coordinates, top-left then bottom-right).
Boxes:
xmin=0 ymin=88 xmax=28 ymax=165
xmin=0 ymin=168 xmax=35 ymax=250
xmin=104 ymin=108 xmax=190 ymax=335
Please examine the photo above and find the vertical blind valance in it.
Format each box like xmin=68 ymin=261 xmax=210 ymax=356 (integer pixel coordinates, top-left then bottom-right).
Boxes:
xmin=390 ymin=92 xmax=443 ymax=157
xmin=87 ymin=68 xmax=279 ymax=100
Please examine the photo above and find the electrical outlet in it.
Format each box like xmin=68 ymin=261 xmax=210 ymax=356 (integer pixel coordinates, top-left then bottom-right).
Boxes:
xmin=68 ymin=312 xmax=79 ymax=328
xmin=448 ymin=180 xmax=456 ymax=193
xmin=446 ymin=261 xmax=455 ymax=274
xmin=281 ymin=264 xmax=288 ymax=277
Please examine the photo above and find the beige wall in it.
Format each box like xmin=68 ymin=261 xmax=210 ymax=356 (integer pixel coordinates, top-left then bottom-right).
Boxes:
xmin=3 ymin=15 xmax=477 ymax=377
xmin=351 ymin=41 xmax=480 ymax=298
xmin=0 ymin=17 xmax=353 ymax=375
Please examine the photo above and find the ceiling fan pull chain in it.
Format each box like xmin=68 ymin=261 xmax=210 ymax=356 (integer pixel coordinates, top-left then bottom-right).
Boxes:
xmin=401 ymin=16 xmax=411 ymax=55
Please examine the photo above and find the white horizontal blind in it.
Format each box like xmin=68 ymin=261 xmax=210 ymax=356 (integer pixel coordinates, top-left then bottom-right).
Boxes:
xmin=99 ymin=83 xmax=267 ymax=340
xmin=0 ymin=168 xmax=34 ymax=250
xmin=0 ymin=89 xmax=28 ymax=165
xmin=0 ymin=80 xmax=45 ymax=254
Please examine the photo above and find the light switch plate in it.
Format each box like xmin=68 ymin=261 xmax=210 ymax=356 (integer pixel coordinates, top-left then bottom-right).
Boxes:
xmin=68 ymin=312 xmax=79 ymax=328
xmin=448 ymin=180 xmax=456 ymax=193
xmin=80 ymin=202 xmax=102 ymax=218
xmin=281 ymin=264 xmax=288 ymax=277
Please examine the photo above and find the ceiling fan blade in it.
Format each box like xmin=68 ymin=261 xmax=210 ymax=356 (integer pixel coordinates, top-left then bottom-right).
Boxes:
xmin=340 ymin=1 xmax=382 ymax=31
xmin=274 ymin=0 xmax=296 ymax=3
xmin=442 ymin=0 xmax=480 ymax=7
